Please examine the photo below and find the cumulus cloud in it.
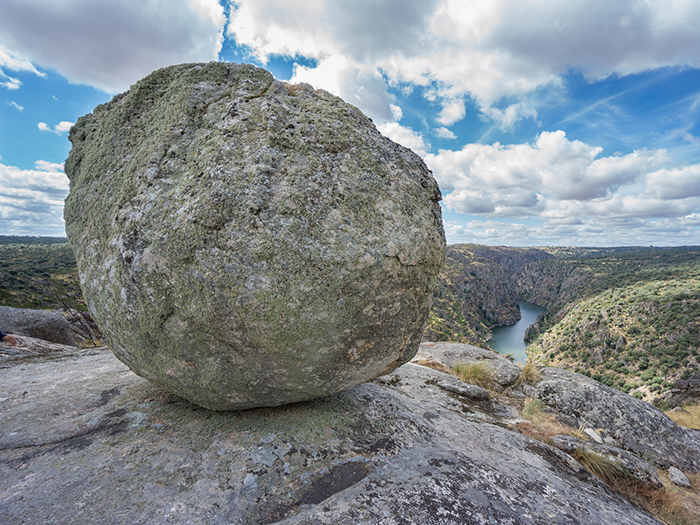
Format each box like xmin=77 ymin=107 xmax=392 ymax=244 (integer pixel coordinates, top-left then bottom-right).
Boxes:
xmin=0 ymin=0 xmax=225 ymax=93
xmin=483 ymin=102 xmax=538 ymax=130
xmin=645 ymin=165 xmax=700 ymax=200
xmin=38 ymin=121 xmax=74 ymax=135
xmin=436 ymin=99 xmax=466 ymax=126
xmin=0 ymin=47 xmax=44 ymax=90
xmin=426 ymin=130 xmax=670 ymax=215
xmin=427 ymin=130 xmax=700 ymax=244
xmin=8 ymin=101 xmax=23 ymax=111
xmin=0 ymin=160 xmax=68 ymax=235
xmin=228 ymin=0 xmax=700 ymax=128
xmin=435 ymin=127 xmax=457 ymax=139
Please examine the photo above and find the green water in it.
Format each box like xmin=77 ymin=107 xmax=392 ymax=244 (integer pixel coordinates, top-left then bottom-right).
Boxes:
xmin=489 ymin=301 xmax=545 ymax=363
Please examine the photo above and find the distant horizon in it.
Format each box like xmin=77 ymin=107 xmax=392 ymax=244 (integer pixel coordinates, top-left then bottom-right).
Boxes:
xmin=2 ymin=234 xmax=698 ymax=251
xmin=1 ymin=1 xmax=699 ymax=245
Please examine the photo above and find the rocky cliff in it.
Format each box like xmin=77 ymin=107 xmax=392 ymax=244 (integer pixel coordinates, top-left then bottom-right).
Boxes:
xmin=424 ymin=244 xmax=551 ymax=346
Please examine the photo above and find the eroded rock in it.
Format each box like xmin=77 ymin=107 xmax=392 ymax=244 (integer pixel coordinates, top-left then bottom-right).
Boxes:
xmin=63 ymin=62 xmax=445 ymax=410
xmin=416 ymin=341 xmax=521 ymax=387
xmin=0 ymin=306 xmax=77 ymax=346
xmin=0 ymin=347 xmax=661 ymax=524
xmin=536 ymin=367 xmax=700 ymax=472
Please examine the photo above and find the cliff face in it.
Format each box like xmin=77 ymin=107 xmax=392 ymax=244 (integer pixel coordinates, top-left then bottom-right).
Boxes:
xmin=424 ymin=244 xmax=552 ymax=346
xmin=425 ymin=245 xmax=700 ymax=407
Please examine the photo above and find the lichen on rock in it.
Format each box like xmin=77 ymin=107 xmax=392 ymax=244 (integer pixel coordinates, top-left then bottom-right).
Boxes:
xmin=63 ymin=61 xmax=445 ymax=410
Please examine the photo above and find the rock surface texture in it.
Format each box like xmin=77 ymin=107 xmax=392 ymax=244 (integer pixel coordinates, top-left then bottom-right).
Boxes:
xmin=415 ymin=341 xmax=522 ymax=387
xmin=0 ymin=306 xmax=77 ymax=346
xmin=536 ymin=367 xmax=700 ymax=471
xmin=0 ymin=347 xmax=663 ymax=525
xmin=63 ymin=62 xmax=445 ymax=410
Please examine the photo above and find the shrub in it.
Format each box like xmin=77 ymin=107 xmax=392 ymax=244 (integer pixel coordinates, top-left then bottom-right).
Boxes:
xmin=452 ymin=362 xmax=494 ymax=389
xmin=518 ymin=359 xmax=542 ymax=385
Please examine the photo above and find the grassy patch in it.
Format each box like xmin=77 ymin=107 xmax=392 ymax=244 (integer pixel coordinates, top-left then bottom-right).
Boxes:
xmin=573 ymin=448 xmax=632 ymax=486
xmin=518 ymin=359 xmax=542 ymax=385
xmin=452 ymin=362 xmax=494 ymax=389
xmin=517 ymin=397 xmax=583 ymax=442
xmin=665 ymin=404 xmax=700 ymax=430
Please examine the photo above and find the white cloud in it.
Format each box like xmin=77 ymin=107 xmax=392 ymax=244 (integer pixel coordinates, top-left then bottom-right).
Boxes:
xmin=37 ymin=121 xmax=74 ymax=135
xmin=8 ymin=101 xmax=23 ymax=111
xmin=436 ymin=99 xmax=466 ymax=126
xmin=390 ymin=104 xmax=403 ymax=121
xmin=0 ymin=47 xmax=44 ymax=90
xmin=228 ymin=1 xmax=700 ymax=128
xmin=435 ymin=127 xmax=457 ymax=139
xmin=483 ymin=102 xmax=538 ymax=130
xmin=0 ymin=72 xmax=21 ymax=90
xmin=291 ymin=55 xmax=395 ymax=123
xmin=425 ymin=130 xmax=677 ymax=218
xmin=434 ymin=131 xmax=700 ymax=243
xmin=645 ymin=165 xmax=700 ymax=200
xmin=0 ymin=0 xmax=225 ymax=93
xmin=376 ymin=122 xmax=428 ymax=158
xmin=0 ymin=160 xmax=68 ymax=235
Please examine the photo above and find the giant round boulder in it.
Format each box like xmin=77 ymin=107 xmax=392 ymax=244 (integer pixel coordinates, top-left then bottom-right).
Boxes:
xmin=64 ymin=62 xmax=445 ymax=410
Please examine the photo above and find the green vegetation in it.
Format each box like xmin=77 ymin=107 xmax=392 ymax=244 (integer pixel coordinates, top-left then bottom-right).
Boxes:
xmin=0 ymin=241 xmax=85 ymax=310
xmin=528 ymin=278 xmax=699 ymax=403
xmin=427 ymin=244 xmax=699 ymax=405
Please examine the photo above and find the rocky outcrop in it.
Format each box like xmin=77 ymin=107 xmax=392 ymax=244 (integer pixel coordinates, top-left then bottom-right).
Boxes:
xmin=64 ymin=62 xmax=445 ymax=410
xmin=0 ymin=346 xmax=661 ymax=524
xmin=415 ymin=341 xmax=521 ymax=387
xmin=0 ymin=306 xmax=77 ymax=346
xmin=535 ymin=367 xmax=700 ymax=472
xmin=0 ymin=333 xmax=88 ymax=365
xmin=550 ymin=435 xmax=663 ymax=490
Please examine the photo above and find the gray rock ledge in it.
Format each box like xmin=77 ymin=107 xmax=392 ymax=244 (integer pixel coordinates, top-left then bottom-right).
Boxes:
xmin=0 ymin=347 xmax=661 ymax=524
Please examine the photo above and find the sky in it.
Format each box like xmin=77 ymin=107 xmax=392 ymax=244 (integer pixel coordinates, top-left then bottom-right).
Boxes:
xmin=1 ymin=1 xmax=699 ymax=246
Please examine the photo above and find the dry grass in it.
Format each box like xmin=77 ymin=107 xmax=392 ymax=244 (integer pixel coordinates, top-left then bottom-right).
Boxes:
xmin=518 ymin=359 xmax=542 ymax=385
xmin=573 ymin=448 xmax=632 ymax=486
xmin=665 ymin=404 xmax=700 ymax=430
xmin=412 ymin=358 xmax=453 ymax=375
xmin=572 ymin=448 xmax=700 ymax=525
xmin=646 ymin=472 xmax=700 ymax=525
xmin=452 ymin=362 xmax=495 ymax=389
xmin=516 ymin=397 xmax=584 ymax=442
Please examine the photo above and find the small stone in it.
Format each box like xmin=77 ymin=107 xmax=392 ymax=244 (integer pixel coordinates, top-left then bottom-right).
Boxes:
xmin=668 ymin=466 xmax=691 ymax=488
xmin=584 ymin=428 xmax=603 ymax=444
xmin=438 ymin=382 xmax=490 ymax=401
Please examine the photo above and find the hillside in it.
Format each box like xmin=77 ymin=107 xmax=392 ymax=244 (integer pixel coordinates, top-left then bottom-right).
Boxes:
xmin=424 ymin=244 xmax=552 ymax=346
xmin=0 ymin=242 xmax=84 ymax=310
xmin=426 ymin=244 xmax=700 ymax=406
xmin=528 ymin=278 xmax=699 ymax=402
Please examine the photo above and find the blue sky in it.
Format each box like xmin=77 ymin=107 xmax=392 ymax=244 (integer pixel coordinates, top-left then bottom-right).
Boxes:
xmin=1 ymin=1 xmax=699 ymax=246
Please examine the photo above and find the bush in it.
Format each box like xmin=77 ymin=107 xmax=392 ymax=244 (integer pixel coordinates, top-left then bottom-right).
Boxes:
xmin=518 ymin=359 xmax=542 ymax=385
xmin=452 ymin=362 xmax=494 ymax=389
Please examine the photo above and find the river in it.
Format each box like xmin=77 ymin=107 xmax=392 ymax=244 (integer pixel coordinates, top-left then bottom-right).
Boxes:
xmin=488 ymin=301 xmax=545 ymax=363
